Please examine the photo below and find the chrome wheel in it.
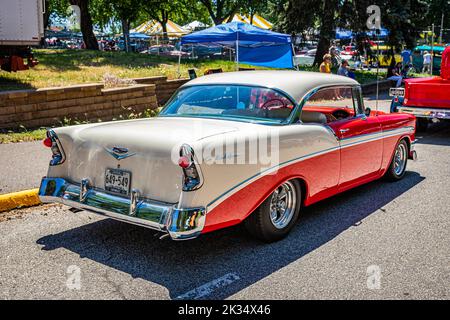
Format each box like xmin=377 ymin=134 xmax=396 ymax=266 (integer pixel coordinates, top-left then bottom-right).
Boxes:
xmin=394 ymin=143 xmax=407 ymax=176
xmin=269 ymin=181 xmax=297 ymax=229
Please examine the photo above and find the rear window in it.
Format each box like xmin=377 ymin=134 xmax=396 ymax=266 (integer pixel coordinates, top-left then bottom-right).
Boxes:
xmin=160 ymin=85 xmax=295 ymax=123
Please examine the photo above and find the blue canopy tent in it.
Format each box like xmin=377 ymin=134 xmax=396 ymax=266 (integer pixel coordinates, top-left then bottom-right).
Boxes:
xmin=335 ymin=28 xmax=354 ymax=40
xmin=180 ymin=22 xmax=294 ymax=69
xmin=366 ymin=28 xmax=389 ymax=38
xmin=336 ymin=28 xmax=390 ymax=40
xmin=128 ymin=32 xmax=151 ymax=39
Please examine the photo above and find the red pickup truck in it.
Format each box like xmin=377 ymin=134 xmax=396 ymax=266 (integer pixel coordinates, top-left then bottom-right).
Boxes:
xmin=391 ymin=46 xmax=450 ymax=131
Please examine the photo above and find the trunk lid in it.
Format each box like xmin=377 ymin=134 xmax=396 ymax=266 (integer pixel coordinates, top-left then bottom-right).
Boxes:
xmin=50 ymin=117 xmax=239 ymax=203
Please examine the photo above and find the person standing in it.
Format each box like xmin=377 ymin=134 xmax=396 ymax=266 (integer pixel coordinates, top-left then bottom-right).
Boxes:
xmin=320 ymin=54 xmax=332 ymax=73
xmin=422 ymin=50 xmax=432 ymax=74
xmin=401 ymin=48 xmax=412 ymax=69
xmin=329 ymin=46 xmax=341 ymax=69
xmin=338 ymin=60 xmax=350 ymax=77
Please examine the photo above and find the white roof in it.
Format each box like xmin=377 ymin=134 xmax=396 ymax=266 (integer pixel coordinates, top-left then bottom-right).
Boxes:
xmin=183 ymin=21 xmax=209 ymax=31
xmin=182 ymin=71 xmax=359 ymax=102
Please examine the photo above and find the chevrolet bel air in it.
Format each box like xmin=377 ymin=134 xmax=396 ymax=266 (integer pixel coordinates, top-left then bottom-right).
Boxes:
xmin=39 ymin=71 xmax=417 ymax=242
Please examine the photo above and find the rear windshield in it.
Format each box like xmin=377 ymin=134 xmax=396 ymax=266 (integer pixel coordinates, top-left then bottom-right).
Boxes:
xmin=160 ymin=85 xmax=296 ymax=123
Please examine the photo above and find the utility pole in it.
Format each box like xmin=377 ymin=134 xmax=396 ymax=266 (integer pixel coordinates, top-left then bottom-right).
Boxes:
xmin=440 ymin=13 xmax=444 ymax=44
xmin=431 ymin=24 xmax=435 ymax=76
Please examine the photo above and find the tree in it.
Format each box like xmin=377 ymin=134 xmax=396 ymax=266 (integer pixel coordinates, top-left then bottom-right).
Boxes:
xmin=242 ymin=0 xmax=267 ymax=24
xmin=142 ymin=0 xmax=183 ymax=40
xmin=281 ymin=0 xmax=431 ymax=65
xmin=283 ymin=0 xmax=339 ymax=66
xmin=68 ymin=0 xmax=99 ymax=50
xmin=97 ymin=0 xmax=142 ymax=52
xmin=199 ymin=0 xmax=241 ymax=25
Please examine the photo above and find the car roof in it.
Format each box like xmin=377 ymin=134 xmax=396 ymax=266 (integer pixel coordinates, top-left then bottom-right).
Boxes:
xmin=181 ymin=70 xmax=359 ymax=102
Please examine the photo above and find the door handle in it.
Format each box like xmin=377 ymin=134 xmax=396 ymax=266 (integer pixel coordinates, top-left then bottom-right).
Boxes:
xmin=340 ymin=128 xmax=350 ymax=133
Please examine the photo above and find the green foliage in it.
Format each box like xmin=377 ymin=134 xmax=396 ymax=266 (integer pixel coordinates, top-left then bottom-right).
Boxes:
xmin=199 ymin=0 xmax=241 ymax=25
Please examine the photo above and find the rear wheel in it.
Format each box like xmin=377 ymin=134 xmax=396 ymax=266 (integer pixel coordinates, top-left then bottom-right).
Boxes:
xmin=385 ymin=139 xmax=409 ymax=181
xmin=244 ymin=180 xmax=301 ymax=242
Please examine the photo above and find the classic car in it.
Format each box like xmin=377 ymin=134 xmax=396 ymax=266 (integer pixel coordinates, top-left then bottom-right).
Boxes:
xmin=39 ymin=71 xmax=417 ymax=242
xmin=391 ymin=46 xmax=450 ymax=131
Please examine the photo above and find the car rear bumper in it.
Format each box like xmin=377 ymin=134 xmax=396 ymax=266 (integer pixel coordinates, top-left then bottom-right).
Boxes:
xmin=398 ymin=107 xmax=450 ymax=120
xmin=38 ymin=177 xmax=205 ymax=240
xmin=409 ymin=139 xmax=418 ymax=161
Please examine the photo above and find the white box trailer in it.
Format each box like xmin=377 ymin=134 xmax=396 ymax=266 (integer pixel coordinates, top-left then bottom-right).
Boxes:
xmin=0 ymin=0 xmax=44 ymax=71
xmin=0 ymin=0 xmax=45 ymax=46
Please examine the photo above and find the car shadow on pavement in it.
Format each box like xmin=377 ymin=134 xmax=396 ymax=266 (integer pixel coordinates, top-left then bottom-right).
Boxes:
xmin=415 ymin=122 xmax=450 ymax=147
xmin=36 ymin=171 xmax=424 ymax=300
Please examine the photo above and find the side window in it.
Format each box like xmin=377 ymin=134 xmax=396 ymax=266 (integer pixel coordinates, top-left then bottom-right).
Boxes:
xmin=299 ymin=86 xmax=357 ymax=124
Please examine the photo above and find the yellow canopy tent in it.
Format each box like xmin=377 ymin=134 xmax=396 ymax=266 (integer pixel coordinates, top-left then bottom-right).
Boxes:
xmin=131 ymin=20 xmax=187 ymax=37
xmin=228 ymin=14 xmax=273 ymax=30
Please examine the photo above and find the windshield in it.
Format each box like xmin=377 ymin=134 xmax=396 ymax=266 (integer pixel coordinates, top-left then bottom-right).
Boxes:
xmin=160 ymin=85 xmax=296 ymax=123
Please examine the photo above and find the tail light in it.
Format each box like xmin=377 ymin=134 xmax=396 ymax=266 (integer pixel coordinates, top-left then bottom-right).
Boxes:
xmin=179 ymin=144 xmax=203 ymax=191
xmin=43 ymin=130 xmax=66 ymax=166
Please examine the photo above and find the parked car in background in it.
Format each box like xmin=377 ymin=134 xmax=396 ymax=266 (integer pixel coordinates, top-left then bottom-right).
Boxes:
xmin=39 ymin=71 xmax=417 ymax=242
xmin=391 ymin=46 xmax=450 ymax=131
xmin=144 ymin=44 xmax=190 ymax=57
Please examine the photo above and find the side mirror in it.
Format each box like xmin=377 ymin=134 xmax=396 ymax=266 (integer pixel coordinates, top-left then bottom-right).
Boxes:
xmin=365 ymin=107 xmax=371 ymax=117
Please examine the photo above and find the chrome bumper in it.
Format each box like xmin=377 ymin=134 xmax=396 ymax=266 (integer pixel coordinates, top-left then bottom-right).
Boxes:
xmin=39 ymin=177 xmax=206 ymax=240
xmin=398 ymin=107 xmax=450 ymax=120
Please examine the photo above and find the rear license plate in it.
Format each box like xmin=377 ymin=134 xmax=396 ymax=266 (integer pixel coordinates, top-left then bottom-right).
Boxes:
xmin=105 ymin=169 xmax=131 ymax=195
xmin=389 ymin=88 xmax=405 ymax=97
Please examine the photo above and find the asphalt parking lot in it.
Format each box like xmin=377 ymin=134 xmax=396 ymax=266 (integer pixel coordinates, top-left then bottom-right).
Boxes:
xmin=1 ymin=120 xmax=449 ymax=300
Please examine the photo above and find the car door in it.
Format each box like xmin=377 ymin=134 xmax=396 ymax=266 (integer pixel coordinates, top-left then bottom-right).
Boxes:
xmin=328 ymin=87 xmax=383 ymax=189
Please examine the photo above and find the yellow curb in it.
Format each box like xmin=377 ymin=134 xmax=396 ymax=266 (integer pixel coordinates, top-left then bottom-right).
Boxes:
xmin=0 ymin=189 xmax=41 ymax=213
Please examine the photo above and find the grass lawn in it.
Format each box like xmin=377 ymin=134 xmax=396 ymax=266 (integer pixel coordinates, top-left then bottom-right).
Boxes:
xmin=0 ymin=49 xmax=383 ymax=143
xmin=0 ymin=49 xmax=251 ymax=91
xmin=0 ymin=49 xmax=384 ymax=91
xmin=0 ymin=128 xmax=47 ymax=143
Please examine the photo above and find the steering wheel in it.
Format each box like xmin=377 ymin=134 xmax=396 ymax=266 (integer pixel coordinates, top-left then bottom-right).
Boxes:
xmin=332 ymin=110 xmax=350 ymax=120
xmin=261 ymin=98 xmax=286 ymax=110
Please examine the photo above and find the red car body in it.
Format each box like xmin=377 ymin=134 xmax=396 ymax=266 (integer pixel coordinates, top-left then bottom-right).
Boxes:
xmin=392 ymin=46 xmax=450 ymax=129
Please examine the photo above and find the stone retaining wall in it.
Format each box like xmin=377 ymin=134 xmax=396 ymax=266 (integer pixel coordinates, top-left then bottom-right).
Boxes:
xmin=0 ymin=76 xmax=188 ymax=130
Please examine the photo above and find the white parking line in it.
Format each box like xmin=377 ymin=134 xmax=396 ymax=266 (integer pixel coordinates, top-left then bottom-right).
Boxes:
xmin=175 ymin=273 xmax=240 ymax=300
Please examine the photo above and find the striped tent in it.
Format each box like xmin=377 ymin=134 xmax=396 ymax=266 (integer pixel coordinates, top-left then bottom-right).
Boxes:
xmin=131 ymin=20 xmax=187 ymax=37
xmin=228 ymin=14 xmax=273 ymax=30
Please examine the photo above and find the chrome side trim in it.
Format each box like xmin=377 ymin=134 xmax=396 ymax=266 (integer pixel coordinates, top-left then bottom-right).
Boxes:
xmin=206 ymin=126 xmax=414 ymax=211
xmin=398 ymin=107 xmax=450 ymax=119
xmin=39 ymin=178 xmax=205 ymax=240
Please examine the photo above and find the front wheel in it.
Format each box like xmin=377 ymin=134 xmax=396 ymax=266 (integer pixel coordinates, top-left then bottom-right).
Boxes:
xmin=385 ymin=139 xmax=409 ymax=181
xmin=244 ymin=180 xmax=301 ymax=242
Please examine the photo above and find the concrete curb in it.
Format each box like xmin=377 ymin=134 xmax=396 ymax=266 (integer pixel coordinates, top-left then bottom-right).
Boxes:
xmin=0 ymin=189 xmax=41 ymax=213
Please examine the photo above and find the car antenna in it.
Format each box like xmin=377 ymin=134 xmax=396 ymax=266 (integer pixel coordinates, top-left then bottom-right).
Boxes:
xmin=375 ymin=28 xmax=380 ymax=114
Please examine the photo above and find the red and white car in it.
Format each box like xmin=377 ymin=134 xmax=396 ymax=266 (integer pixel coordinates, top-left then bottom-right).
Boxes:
xmin=39 ymin=71 xmax=417 ymax=242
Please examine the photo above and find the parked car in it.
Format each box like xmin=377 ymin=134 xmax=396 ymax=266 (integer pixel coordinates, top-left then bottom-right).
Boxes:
xmin=39 ymin=71 xmax=417 ymax=242
xmin=391 ymin=46 xmax=450 ymax=131
xmin=146 ymin=44 xmax=190 ymax=57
